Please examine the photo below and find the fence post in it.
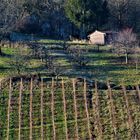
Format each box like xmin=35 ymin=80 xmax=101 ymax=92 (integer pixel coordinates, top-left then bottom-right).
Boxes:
xmin=62 ymin=78 xmax=68 ymax=140
xmin=107 ymin=81 xmax=117 ymax=138
xmin=136 ymin=85 xmax=140 ymax=104
xmin=18 ymin=78 xmax=23 ymax=140
xmin=7 ymin=78 xmax=12 ymax=140
xmin=51 ymin=78 xmax=56 ymax=140
xmin=94 ymin=80 xmax=103 ymax=139
xmin=83 ymin=79 xmax=92 ymax=140
xmin=40 ymin=78 xmax=44 ymax=140
xmin=72 ymin=79 xmax=79 ymax=139
xmin=29 ymin=78 xmax=33 ymax=140
xmin=122 ymin=85 xmax=133 ymax=130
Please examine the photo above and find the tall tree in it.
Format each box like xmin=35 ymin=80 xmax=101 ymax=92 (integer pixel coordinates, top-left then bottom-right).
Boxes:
xmin=64 ymin=0 xmax=109 ymax=38
xmin=0 ymin=0 xmax=26 ymax=34
xmin=108 ymin=0 xmax=140 ymax=31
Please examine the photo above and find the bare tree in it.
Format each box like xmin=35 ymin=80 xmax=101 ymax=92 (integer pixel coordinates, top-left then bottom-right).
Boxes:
xmin=42 ymin=49 xmax=52 ymax=68
xmin=68 ymin=46 xmax=90 ymax=67
xmin=48 ymin=60 xmax=63 ymax=80
xmin=7 ymin=47 xmax=30 ymax=76
xmin=42 ymin=49 xmax=64 ymax=79
xmin=133 ymin=45 xmax=140 ymax=73
xmin=113 ymin=28 xmax=137 ymax=64
xmin=62 ymin=40 xmax=70 ymax=51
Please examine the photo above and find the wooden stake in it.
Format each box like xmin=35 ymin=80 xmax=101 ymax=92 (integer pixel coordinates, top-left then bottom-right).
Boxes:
xmin=94 ymin=80 xmax=103 ymax=139
xmin=136 ymin=85 xmax=140 ymax=103
xmin=51 ymin=78 xmax=56 ymax=140
xmin=0 ymin=79 xmax=1 ymax=92
xmin=107 ymin=81 xmax=116 ymax=137
xmin=83 ymin=79 xmax=92 ymax=140
xmin=72 ymin=79 xmax=79 ymax=139
xmin=62 ymin=79 xmax=68 ymax=140
xmin=7 ymin=78 xmax=12 ymax=140
xmin=40 ymin=78 xmax=44 ymax=140
xmin=18 ymin=78 xmax=23 ymax=140
xmin=122 ymin=85 xmax=133 ymax=129
xmin=29 ymin=78 xmax=33 ymax=140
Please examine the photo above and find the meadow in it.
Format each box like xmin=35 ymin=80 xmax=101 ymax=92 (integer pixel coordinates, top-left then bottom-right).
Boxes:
xmin=0 ymin=40 xmax=140 ymax=85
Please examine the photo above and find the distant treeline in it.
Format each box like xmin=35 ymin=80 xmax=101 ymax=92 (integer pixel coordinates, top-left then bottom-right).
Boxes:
xmin=0 ymin=0 xmax=140 ymax=39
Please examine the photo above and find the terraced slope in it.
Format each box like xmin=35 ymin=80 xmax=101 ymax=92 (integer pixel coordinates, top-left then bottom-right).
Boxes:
xmin=0 ymin=78 xmax=140 ymax=140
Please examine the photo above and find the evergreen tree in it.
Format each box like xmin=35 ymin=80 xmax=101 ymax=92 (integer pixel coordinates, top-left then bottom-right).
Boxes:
xmin=64 ymin=0 xmax=109 ymax=38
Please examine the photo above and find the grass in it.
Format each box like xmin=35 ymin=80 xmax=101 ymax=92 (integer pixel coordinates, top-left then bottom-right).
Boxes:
xmin=37 ymin=38 xmax=89 ymax=46
xmin=0 ymin=43 xmax=140 ymax=85
xmin=1 ymin=40 xmax=140 ymax=139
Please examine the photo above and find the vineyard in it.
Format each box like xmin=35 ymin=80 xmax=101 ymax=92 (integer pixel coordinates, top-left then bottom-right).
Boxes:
xmin=0 ymin=77 xmax=140 ymax=140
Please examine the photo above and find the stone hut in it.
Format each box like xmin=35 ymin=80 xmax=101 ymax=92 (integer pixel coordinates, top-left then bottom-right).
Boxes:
xmin=88 ymin=30 xmax=118 ymax=45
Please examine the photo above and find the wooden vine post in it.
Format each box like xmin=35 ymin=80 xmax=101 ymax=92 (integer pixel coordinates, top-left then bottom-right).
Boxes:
xmin=136 ymin=85 xmax=140 ymax=103
xmin=122 ymin=85 xmax=133 ymax=130
xmin=29 ymin=78 xmax=33 ymax=140
xmin=94 ymin=80 xmax=103 ymax=139
xmin=18 ymin=78 xmax=23 ymax=140
xmin=40 ymin=78 xmax=44 ymax=140
xmin=72 ymin=79 xmax=79 ymax=139
xmin=83 ymin=79 xmax=92 ymax=140
xmin=107 ymin=81 xmax=116 ymax=137
xmin=7 ymin=78 xmax=12 ymax=140
xmin=0 ymin=79 xmax=1 ymax=93
xmin=62 ymin=78 xmax=68 ymax=140
xmin=51 ymin=78 xmax=56 ymax=140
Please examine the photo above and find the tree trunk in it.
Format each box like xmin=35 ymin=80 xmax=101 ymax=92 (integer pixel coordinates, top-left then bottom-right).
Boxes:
xmin=136 ymin=60 xmax=138 ymax=74
xmin=0 ymin=46 xmax=2 ymax=55
xmin=135 ymin=54 xmax=138 ymax=74
xmin=125 ymin=53 xmax=128 ymax=64
xmin=0 ymin=40 xmax=2 ymax=55
xmin=80 ymin=23 xmax=86 ymax=39
xmin=97 ymin=45 xmax=100 ymax=52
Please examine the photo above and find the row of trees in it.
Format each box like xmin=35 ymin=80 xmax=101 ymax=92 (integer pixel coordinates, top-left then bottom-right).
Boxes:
xmin=5 ymin=41 xmax=91 ymax=78
xmin=0 ymin=0 xmax=140 ymax=39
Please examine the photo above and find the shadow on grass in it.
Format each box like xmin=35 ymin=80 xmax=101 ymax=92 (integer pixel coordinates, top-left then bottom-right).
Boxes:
xmin=0 ymin=53 xmax=13 ymax=57
xmin=30 ymin=63 xmax=127 ymax=80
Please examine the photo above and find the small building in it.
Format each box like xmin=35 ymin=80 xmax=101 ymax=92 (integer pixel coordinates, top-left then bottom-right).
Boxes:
xmin=88 ymin=30 xmax=118 ymax=45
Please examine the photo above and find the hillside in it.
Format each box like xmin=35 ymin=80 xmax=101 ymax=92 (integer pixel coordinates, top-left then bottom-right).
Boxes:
xmin=0 ymin=42 xmax=140 ymax=85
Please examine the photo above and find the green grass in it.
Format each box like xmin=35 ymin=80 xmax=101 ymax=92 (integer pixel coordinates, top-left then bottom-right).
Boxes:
xmin=37 ymin=38 xmax=88 ymax=45
xmin=0 ymin=44 xmax=140 ymax=85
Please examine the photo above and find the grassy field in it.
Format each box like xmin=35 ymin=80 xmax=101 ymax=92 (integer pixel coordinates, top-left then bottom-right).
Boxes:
xmin=0 ymin=41 xmax=140 ymax=85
